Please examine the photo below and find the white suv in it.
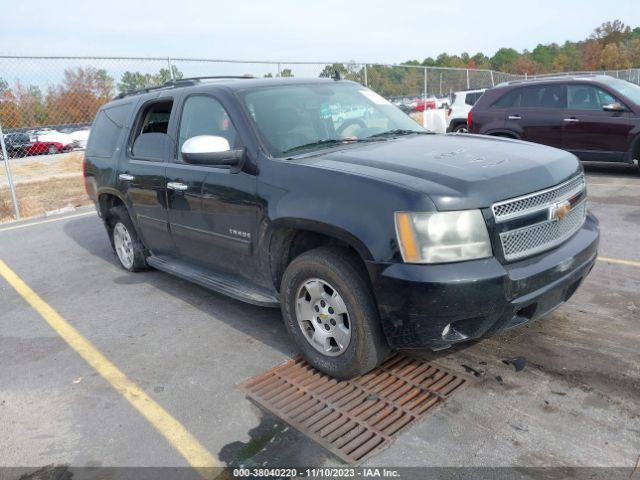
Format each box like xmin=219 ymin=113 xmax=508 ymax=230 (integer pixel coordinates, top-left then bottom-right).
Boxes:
xmin=446 ymin=89 xmax=485 ymax=133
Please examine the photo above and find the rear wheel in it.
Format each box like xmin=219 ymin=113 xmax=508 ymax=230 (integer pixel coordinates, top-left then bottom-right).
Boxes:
xmin=47 ymin=144 xmax=59 ymax=155
xmin=280 ymin=247 xmax=390 ymax=379
xmin=452 ymin=123 xmax=468 ymax=133
xmin=107 ymin=206 xmax=149 ymax=272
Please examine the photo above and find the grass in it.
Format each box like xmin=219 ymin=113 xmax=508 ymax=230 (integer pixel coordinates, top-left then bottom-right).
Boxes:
xmin=0 ymin=152 xmax=91 ymax=223
xmin=0 ymin=174 xmax=91 ymax=223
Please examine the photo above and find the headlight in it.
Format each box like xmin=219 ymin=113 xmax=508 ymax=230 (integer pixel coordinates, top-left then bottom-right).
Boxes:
xmin=395 ymin=210 xmax=492 ymax=263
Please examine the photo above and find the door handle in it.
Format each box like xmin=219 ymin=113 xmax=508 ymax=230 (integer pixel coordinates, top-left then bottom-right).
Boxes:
xmin=167 ymin=182 xmax=188 ymax=191
xmin=508 ymin=115 xmax=521 ymax=120
xmin=563 ymin=118 xmax=580 ymax=123
xmin=118 ymin=173 xmax=135 ymax=181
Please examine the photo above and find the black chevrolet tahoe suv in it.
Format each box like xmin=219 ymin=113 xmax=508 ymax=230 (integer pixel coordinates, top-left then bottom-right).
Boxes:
xmin=84 ymin=76 xmax=599 ymax=379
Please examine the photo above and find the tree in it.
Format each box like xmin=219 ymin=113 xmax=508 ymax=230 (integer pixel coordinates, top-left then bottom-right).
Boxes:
xmin=531 ymin=43 xmax=560 ymax=69
xmin=46 ymin=67 xmax=115 ymax=124
xmin=279 ymin=68 xmax=294 ymax=77
xmin=591 ymin=20 xmax=631 ymax=45
xmin=601 ymin=43 xmax=632 ymax=70
xmin=490 ymin=48 xmax=520 ymax=71
xmin=117 ymin=66 xmax=183 ymax=93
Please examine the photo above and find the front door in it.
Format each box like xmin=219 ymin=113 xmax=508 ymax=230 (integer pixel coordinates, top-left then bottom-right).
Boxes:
xmin=166 ymin=93 xmax=259 ymax=279
xmin=562 ymin=84 xmax=634 ymax=162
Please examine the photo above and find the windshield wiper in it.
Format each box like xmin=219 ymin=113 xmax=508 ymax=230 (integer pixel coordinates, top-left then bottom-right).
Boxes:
xmin=283 ymin=137 xmax=383 ymax=154
xmin=367 ymin=129 xmax=433 ymax=138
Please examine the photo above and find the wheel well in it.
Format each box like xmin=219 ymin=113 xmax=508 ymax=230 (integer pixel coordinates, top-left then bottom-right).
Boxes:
xmin=98 ymin=193 xmax=126 ymax=229
xmin=269 ymin=228 xmax=368 ymax=292
xmin=490 ymin=131 xmax=517 ymax=139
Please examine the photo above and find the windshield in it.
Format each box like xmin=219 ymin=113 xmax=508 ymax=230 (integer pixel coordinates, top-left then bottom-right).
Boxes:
xmin=604 ymin=78 xmax=640 ymax=105
xmin=239 ymin=82 xmax=426 ymax=157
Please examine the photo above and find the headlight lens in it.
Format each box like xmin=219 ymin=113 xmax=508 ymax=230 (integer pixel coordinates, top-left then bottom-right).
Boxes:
xmin=395 ymin=210 xmax=492 ymax=263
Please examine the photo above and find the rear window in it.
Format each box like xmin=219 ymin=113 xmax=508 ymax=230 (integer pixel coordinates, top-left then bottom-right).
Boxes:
xmin=86 ymin=103 xmax=132 ymax=158
xmin=465 ymin=92 xmax=483 ymax=106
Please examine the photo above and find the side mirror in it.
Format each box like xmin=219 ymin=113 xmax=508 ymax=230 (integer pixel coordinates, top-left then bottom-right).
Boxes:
xmin=181 ymin=135 xmax=244 ymax=166
xmin=602 ymin=102 xmax=626 ymax=112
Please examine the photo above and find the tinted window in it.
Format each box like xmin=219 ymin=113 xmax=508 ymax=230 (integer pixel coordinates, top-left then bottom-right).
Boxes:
xmin=493 ymin=89 xmax=520 ymax=108
xmin=177 ymin=96 xmax=237 ymax=161
xmin=567 ymin=85 xmax=620 ymax=110
xmin=86 ymin=103 xmax=132 ymax=158
xmin=520 ymin=85 xmax=564 ymax=108
xmin=465 ymin=92 xmax=482 ymax=106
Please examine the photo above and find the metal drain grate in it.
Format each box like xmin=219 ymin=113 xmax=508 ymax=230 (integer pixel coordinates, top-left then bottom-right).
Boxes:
xmin=238 ymin=353 xmax=465 ymax=464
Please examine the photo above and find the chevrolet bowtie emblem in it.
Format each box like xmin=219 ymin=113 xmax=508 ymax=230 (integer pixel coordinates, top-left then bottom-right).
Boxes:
xmin=550 ymin=200 xmax=572 ymax=221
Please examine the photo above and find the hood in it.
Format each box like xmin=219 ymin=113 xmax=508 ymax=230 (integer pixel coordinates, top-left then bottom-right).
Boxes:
xmin=308 ymin=134 xmax=582 ymax=210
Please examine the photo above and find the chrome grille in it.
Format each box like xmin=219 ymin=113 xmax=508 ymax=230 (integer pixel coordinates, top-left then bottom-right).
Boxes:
xmin=500 ymin=201 xmax=587 ymax=261
xmin=492 ymin=175 xmax=586 ymax=222
xmin=492 ymin=174 xmax=587 ymax=262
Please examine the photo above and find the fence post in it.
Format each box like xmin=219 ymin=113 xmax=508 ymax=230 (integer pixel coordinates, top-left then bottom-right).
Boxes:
xmin=490 ymin=70 xmax=495 ymax=86
xmin=167 ymin=57 xmax=175 ymax=81
xmin=0 ymin=121 xmax=20 ymax=220
xmin=363 ymin=64 xmax=368 ymax=87
xmin=466 ymin=69 xmax=470 ymax=89
xmin=423 ymin=67 xmax=428 ymax=129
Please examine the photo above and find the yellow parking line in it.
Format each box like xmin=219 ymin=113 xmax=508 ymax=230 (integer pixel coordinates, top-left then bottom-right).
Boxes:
xmin=598 ymin=256 xmax=640 ymax=268
xmin=0 ymin=259 xmax=222 ymax=470
xmin=0 ymin=211 xmax=96 ymax=233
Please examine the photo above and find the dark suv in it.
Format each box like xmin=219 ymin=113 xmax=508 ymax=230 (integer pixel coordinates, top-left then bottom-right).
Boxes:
xmin=468 ymin=75 xmax=640 ymax=170
xmin=84 ymin=76 xmax=599 ymax=379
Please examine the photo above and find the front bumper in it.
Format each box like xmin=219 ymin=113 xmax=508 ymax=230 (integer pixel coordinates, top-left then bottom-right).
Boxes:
xmin=369 ymin=212 xmax=599 ymax=350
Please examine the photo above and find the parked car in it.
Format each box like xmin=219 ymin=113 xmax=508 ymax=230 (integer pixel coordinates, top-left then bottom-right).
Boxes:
xmin=2 ymin=133 xmax=32 ymax=157
xmin=84 ymin=76 xmax=599 ymax=379
xmin=25 ymin=141 xmax=72 ymax=156
xmin=447 ymin=89 xmax=485 ymax=133
xmin=468 ymin=75 xmax=640 ymax=170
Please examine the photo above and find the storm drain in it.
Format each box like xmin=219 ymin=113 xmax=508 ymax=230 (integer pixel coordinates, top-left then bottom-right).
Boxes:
xmin=238 ymin=353 xmax=465 ymax=464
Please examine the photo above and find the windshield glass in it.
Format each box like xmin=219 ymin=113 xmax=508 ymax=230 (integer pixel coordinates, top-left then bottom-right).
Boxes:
xmin=239 ymin=82 xmax=425 ymax=157
xmin=604 ymin=78 xmax=640 ymax=105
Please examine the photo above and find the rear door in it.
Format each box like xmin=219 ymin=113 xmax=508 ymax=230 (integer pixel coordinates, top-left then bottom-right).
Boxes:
xmin=504 ymin=84 xmax=565 ymax=148
xmin=562 ymin=84 xmax=634 ymax=162
xmin=166 ymin=93 xmax=259 ymax=278
xmin=119 ymin=95 xmax=175 ymax=256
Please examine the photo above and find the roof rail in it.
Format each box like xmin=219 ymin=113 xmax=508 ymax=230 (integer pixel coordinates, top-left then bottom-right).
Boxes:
xmin=500 ymin=73 xmax=603 ymax=86
xmin=114 ymin=75 xmax=255 ymax=99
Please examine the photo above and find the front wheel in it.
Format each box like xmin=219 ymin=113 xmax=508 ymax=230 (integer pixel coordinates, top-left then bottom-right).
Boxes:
xmin=47 ymin=144 xmax=59 ymax=155
xmin=108 ymin=206 xmax=149 ymax=272
xmin=452 ymin=123 xmax=468 ymax=133
xmin=280 ymin=247 xmax=390 ymax=379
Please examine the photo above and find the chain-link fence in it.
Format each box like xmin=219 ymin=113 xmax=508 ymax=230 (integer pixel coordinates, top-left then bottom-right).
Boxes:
xmin=1 ymin=55 xmax=638 ymax=222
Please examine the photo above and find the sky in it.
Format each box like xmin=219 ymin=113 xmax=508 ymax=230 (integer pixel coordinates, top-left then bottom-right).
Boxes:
xmin=0 ymin=0 xmax=638 ymax=64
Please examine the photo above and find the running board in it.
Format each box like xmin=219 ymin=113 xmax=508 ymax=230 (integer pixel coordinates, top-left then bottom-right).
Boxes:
xmin=147 ymin=255 xmax=280 ymax=308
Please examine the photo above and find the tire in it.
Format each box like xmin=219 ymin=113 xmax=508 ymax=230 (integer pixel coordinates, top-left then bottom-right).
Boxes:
xmin=107 ymin=206 xmax=149 ymax=272
xmin=280 ymin=246 xmax=390 ymax=379
xmin=47 ymin=144 xmax=59 ymax=155
xmin=452 ymin=123 xmax=468 ymax=133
